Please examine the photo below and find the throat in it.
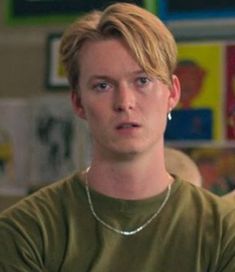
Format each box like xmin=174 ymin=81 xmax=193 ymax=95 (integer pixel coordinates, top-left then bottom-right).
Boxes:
xmin=85 ymin=167 xmax=172 ymax=236
xmin=85 ymin=166 xmax=172 ymax=200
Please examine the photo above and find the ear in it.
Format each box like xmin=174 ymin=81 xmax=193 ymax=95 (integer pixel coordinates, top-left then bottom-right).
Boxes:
xmin=168 ymin=75 xmax=181 ymax=111
xmin=71 ymin=90 xmax=87 ymax=120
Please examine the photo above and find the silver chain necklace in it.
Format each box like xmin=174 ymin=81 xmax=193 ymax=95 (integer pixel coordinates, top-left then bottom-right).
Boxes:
xmin=85 ymin=168 xmax=172 ymax=236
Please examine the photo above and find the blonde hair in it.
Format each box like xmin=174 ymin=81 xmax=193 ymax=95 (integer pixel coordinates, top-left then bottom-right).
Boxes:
xmin=165 ymin=147 xmax=202 ymax=187
xmin=60 ymin=3 xmax=177 ymax=90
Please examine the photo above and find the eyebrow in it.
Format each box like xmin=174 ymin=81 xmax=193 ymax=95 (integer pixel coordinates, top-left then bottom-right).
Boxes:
xmin=87 ymin=70 xmax=147 ymax=83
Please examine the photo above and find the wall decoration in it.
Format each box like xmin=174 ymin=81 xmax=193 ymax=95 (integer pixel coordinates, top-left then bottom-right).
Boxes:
xmin=45 ymin=33 xmax=69 ymax=89
xmin=159 ymin=0 xmax=235 ymax=21
xmin=29 ymin=95 xmax=91 ymax=185
xmin=0 ymin=99 xmax=31 ymax=188
xmin=30 ymin=95 xmax=76 ymax=184
xmin=225 ymin=43 xmax=235 ymax=140
xmin=0 ymin=95 xmax=92 ymax=192
xmin=182 ymin=146 xmax=235 ymax=196
xmin=165 ymin=108 xmax=212 ymax=141
xmin=6 ymin=0 xmax=147 ymax=25
xmin=165 ymin=42 xmax=223 ymax=142
xmin=158 ymin=1 xmax=235 ymax=40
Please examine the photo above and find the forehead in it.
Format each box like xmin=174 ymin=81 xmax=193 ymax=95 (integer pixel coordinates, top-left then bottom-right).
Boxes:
xmin=78 ymin=38 xmax=142 ymax=78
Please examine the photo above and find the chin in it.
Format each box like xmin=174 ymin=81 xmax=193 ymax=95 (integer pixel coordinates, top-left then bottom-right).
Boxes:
xmin=95 ymin=141 xmax=149 ymax=160
xmin=111 ymin=144 xmax=146 ymax=159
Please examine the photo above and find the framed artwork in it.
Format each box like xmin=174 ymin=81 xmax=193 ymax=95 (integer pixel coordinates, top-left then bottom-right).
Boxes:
xmin=165 ymin=108 xmax=213 ymax=141
xmin=165 ymin=42 xmax=223 ymax=142
xmin=6 ymin=0 xmax=151 ymax=25
xmin=159 ymin=0 xmax=235 ymax=21
xmin=45 ymin=33 xmax=69 ymax=90
xmin=225 ymin=43 xmax=235 ymax=140
xmin=157 ymin=0 xmax=235 ymax=40
xmin=30 ymin=95 xmax=91 ymax=185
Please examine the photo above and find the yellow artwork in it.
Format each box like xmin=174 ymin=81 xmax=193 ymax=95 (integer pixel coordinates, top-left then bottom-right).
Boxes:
xmin=176 ymin=42 xmax=223 ymax=140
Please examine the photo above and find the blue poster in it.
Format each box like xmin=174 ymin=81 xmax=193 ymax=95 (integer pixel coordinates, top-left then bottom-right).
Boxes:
xmin=165 ymin=108 xmax=212 ymax=141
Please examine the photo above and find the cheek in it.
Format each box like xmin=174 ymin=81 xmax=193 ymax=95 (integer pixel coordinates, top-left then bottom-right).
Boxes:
xmin=85 ymin=108 xmax=98 ymax=122
xmin=84 ymin=103 xmax=106 ymax=125
xmin=151 ymin=91 xmax=169 ymax=113
xmin=146 ymin=94 xmax=169 ymax=130
xmin=143 ymin=101 xmax=167 ymax=132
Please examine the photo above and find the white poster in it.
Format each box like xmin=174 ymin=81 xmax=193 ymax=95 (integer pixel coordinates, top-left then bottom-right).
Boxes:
xmin=29 ymin=94 xmax=90 ymax=185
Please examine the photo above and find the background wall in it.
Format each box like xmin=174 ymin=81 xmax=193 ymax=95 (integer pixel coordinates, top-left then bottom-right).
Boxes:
xmin=0 ymin=1 xmax=68 ymax=98
xmin=0 ymin=1 xmax=74 ymax=211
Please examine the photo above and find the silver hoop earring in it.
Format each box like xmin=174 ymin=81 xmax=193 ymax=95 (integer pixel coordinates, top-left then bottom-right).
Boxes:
xmin=168 ymin=111 xmax=172 ymax=121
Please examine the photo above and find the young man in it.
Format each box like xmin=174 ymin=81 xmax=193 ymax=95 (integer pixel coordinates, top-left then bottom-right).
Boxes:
xmin=0 ymin=3 xmax=235 ymax=271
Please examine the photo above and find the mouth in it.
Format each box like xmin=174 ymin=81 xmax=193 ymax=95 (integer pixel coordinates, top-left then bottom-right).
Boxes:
xmin=116 ymin=122 xmax=140 ymax=130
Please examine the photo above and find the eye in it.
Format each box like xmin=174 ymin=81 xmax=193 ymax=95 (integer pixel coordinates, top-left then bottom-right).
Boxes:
xmin=136 ymin=76 xmax=151 ymax=87
xmin=92 ymin=81 xmax=112 ymax=92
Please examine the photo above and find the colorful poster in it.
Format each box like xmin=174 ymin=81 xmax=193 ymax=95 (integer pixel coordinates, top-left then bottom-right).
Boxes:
xmin=183 ymin=146 xmax=235 ymax=196
xmin=166 ymin=42 xmax=223 ymax=141
xmin=225 ymin=44 xmax=235 ymax=140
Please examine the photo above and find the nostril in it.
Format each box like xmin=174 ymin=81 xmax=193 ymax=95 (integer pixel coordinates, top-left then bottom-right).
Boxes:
xmin=115 ymin=104 xmax=133 ymax=112
xmin=116 ymin=105 xmax=124 ymax=112
xmin=115 ymin=97 xmax=134 ymax=109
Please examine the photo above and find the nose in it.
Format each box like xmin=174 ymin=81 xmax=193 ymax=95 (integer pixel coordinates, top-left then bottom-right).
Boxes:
xmin=113 ymin=83 xmax=135 ymax=112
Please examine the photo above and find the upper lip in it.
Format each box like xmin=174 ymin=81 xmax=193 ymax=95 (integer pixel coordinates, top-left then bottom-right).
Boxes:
xmin=116 ymin=122 xmax=140 ymax=129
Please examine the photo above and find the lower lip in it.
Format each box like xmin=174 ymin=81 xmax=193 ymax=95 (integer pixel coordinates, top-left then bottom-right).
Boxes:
xmin=116 ymin=126 xmax=140 ymax=135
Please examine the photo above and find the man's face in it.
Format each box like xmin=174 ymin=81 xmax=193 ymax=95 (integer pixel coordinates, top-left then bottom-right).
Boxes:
xmin=72 ymin=38 xmax=180 ymax=161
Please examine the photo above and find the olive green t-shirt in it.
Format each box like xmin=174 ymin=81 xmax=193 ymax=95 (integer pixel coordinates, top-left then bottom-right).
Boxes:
xmin=0 ymin=172 xmax=235 ymax=271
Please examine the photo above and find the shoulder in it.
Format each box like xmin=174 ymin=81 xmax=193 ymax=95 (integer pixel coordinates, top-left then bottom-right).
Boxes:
xmin=0 ymin=171 xmax=86 ymax=267
xmin=0 ymin=172 xmax=86 ymax=270
xmin=174 ymin=179 xmax=235 ymax=270
xmin=173 ymin=177 xmax=235 ymax=221
xmin=0 ymin=171 xmax=86 ymax=224
xmin=173 ymin=177 xmax=235 ymax=243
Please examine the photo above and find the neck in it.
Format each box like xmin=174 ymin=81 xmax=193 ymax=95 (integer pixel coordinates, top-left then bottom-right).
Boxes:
xmin=85 ymin=152 xmax=173 ymax=200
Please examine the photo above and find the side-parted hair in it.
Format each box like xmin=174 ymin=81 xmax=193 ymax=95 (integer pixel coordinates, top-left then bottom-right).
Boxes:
xmin=60 ymin=2 xmax=177 ymax=90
